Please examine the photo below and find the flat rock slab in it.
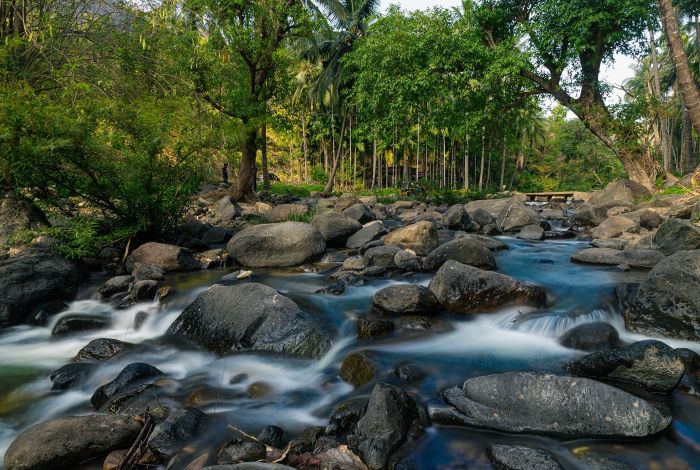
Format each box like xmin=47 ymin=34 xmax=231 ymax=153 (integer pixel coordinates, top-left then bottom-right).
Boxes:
xmin=571 ymin=248 xmax=664 ymax=268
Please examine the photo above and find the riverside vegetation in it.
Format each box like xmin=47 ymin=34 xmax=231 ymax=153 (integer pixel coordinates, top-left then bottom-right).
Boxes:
xmin=2 ymin=0 xmax=700 ymax=469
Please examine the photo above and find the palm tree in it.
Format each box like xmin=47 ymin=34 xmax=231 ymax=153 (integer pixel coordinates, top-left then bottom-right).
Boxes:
xmin=659 ymin=0 xmax=700 ymax=136
xmin=304 ymin=0 xmax=380 ymax=193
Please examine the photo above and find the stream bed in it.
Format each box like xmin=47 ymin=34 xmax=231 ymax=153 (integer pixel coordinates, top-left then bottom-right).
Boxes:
xmin=1 ymin=237 xmax=699 ymax=469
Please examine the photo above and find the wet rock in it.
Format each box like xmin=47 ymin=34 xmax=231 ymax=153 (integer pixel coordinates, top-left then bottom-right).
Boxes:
xmin=455 ymin=233 xmax=509 ymax=251
xmin=3 ymin=414 xmax=141 ymax=470
xmin=217 ymin=440 xmax=267 ymax=465
xmin=131 ymin=279 xmax=159 ymax=300
xmin=126 ymin=242 xmax=199 ymax=272
xmin=393 ymin=364 xmax=422 ymax=383
xmin=349 ymin=383 xmax=421 ymax=470
xmin=542 ymin=208 xmax=564 ymax=219
xmin=431 ymin=372 xmax=671 ymax=438
xmin=167 ymin=283 xmax=333 ymax=358
xmin=653 ymin=219 xmax=700 ymax=255
xmin=384 ymin=221 xmax=439 ymax=256
xmin=442 ymin=205 xmax=472 ymax=230
xmin=0 ymin=246 xmax=85 ymax=328
xmin=91 ymin=362 xmax=164 ymax=409
xmin=468 ymin=207 xmax=493 ymax=227
xmin=247 ymin=382 xmax=272 ymax=399
xmin=577 ymin=454 xmax=636 ymax=470
xmin=423 ymin=237 xmax=496 ymax=271
xmin=591 ymin=216 xmax=637 ymax=239
xmin=49 ymin=362 xmax=96 ymax=391
xmin=363 ymin=244 xmax=401 ymax=268
xmin=131 ymin=262 xmax=166 ymax=281
xmin=264 ymin=203 xmax=309 ymax=223
xmin=227 ymin=222 xmax=325 ymax=267
xmin=428 ymin=260 xmax=546 ymax=314
xmin=51 ymin=314 xmax=110 ymax=337
xmin=98 ymin=275 xmax=134 ymax=298
xmin=343 ymin=203 xmax=372 ymax=223
xmin=559 ymin=322 xmax=619 ymax=352
xmin=202 ymin=227 xmax=233 ymax=245
xmin=497 ymin=202 xmax=539 ymax=232
xmin=592 ymin=238 xmax=628 ymax=250
xmin=148 ymin=407 xmax=208 ymax=460
xmin=340 ymin=352 xmax=377 ymax=387
xmin=75 ymin=338 xmax=134 ymax=362
xmin=487 ymin=445 xmax=561 ymax=470
xmin=258 ymin=425 xmax=283 ymax=448
xmin=346 ymin=222 xmax=388 ymax=249
xmin=372 ymin=284 xmax=439 ymax=315
xmin=312 ymin=212 xmax=362 ymax=246
xmin=516 ymin=224 xmax=545 ymax=241
xmin=357 ymin=316 xmax=395 ymax=338
xmin=623 ymin=249 xmax=700 ymax=341
xmin=565 ymin=340 xmax=685 ymax=393
xmin=342 ymin=256 xmax=367 ymax=271
xmin=676 ymin=348 xmax=700 ymax=394
xmin=288 ymin=426 xmax=324 ymax=454
xmin=394 ymin=250 xmax=422 ymax=271
xmin=203 ymin=464 xmax=295 ymax=470
xmin=570 ymin=248 xmax=664 ymax=268
xmin=326 ymin=401 xmax=366 ymax=437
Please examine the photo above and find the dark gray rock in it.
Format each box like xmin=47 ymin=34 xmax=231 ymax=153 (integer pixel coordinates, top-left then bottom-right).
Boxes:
xmin=372 ymin=284 xmax=439 ymax=315
xmin=468 ymin=207 xmax=493 ymax=226
xmin=455 ymin=233 xmax=509 ymax=251
xmin=653 ymin=219 xmax=700 ymax=255
xmin=442 ymin=205 xmax=472 ymax=230
xmin=571 ymin=248 xmax=664 ymax=268
xmin=394 ymin=250 xmax=422 ymax=271
xmin=346 ymin=222 xmax=387 ymax=249
xmin=263 ymin=203 xmax=308 ymax=223
xmin=343 ymin=203 xmax=372 ymax=223
xmin=202 ymin=227 xmax=233 ymax=245
xmin=428 ymin=260 xmax=546 ymax=314
xmin=312 ymin=211 xmax=362 ymax=246
xmin=147 ymin=407 xmax=207 ymax=460
xmin=203 ymin=464 xmax=295 ymax=470
xmin=624 ymin=249 xmax=700 ymax=341
xmin=167 ymin=283 xmax=333 ymax=358
xmin=487 ymin=445 xmax=561 ymax=470
xmin=49 ymin=363 xmax=95 ymax=391
xmin=586 ymin=179 xmax=651 ymax=208
xmin=74 ymin=338 xmax=133 ymax=362
xmin=363 ymin=244 xmax=401 ymax=268
xmin=131 ymin=279 xmax=159 ymax=300
xmin=497 ymin=202 xmax=539 ymax=232
xmin=431 ymin=372 xmax=671 ymax=438
xmin=516 ymin=224 xmax=545 ymax=241
xmin=131 ymin=262 xmax=166 ymax=281
xmin=3 ymin=414 xmax=141 ymax=470
xmin=676 ymin=348 xmax=700 ymax=394
xmin=217 ymin=196 xmax=240 ymax=221
xmin=570 ymin=205 xmax=609 ymax=227
xmin=51 ymin=314 xmax=110 ymax=337
xmin=559 ymin=322 xmax=619 ymax=352
xmin=258 ymin=425 xmax=283 ymax=448
xmin=340 ymin=352 xmax=377 ymax=387
xmin=91 ymin=362 xmax=164 ymax=409
xmin=639 ymin=210 xmax=664 ymax=230
xmin=349 ymin=383 xmax=421 ymax=470
xmin=357 ymin=317 xmax=395 ymax=338
xmin=227 ymin=222 xmax=325 ymax=267
xmin=565 ymin=340 xmax=685 ymax=393
xmin=0 ymin=247 xmax=85 ymax=328
xmin=97 ymin=275 xmax=133 ymax=298
xmin=217 ymin=440 xmax=267 ymax=465
xmin=423 ymin=237 xmax=497 ymax=271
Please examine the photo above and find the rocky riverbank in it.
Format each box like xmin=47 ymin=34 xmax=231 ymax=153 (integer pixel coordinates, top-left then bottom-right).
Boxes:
xmin=1 ymin=181 xmax=700 ymax=469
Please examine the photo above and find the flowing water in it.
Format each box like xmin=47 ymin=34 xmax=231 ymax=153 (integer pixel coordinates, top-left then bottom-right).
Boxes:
xmin=1 ymin=238 xmax=699 ymax=469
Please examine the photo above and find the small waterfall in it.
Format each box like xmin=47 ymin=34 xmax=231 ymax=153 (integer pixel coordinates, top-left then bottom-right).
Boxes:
xmin=501 ymin=309 xmax=617 ymax=337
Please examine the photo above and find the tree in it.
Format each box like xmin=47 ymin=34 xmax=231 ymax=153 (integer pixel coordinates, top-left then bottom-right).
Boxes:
xmin=190 ymin=0 xmax=308 ymax=201
xmin=659 ymin=0 xmax=700 ymax=137
xmin=474 ymin=0 xmax=660 ymax=191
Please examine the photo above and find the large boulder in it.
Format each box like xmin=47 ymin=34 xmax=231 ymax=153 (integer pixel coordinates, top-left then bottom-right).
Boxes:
xmin=570 ymin=205 xmax=609 ymax=227
xmin=363 ymin=244 xmax=401 ymax=268
xmin=372 ymin=284 xmax=439 ymax=315
xmin=384 ymin=221 xmax=438 ymax=256
xmin=653 ymin=218 xmax=700 ymax=255
xmin=624 ymin=250 xmax=700 ymax=340
xmin=428 ymin=260 xmax=546 ymax=314
xmin=346 ymin=222 xmax=387 ymax=249
xmin=0 ymin=246 xmax=85 ymax=328
xmin=126 ymin=242 xmax=199 ymax=272
xmin=586 ymin=179 xmax=651 ymax=208
xmin=565 ymin=340 xmax=685 ymax=393
xmin=558 ymin=322 xmax=619 ymax=352
xmin=167 ymin=283 xmax=333 ymax=358
xmin=4 ymin=414 xmax=142 ymax=470
xmin=590 ymin=216 xmax=637 ymax=239
xmin=91 ymin=362 xmax=164 ymax=409
xmin=431 ymin=372 xmax=671 ymax=439
xmin=496 ymin=202 xmax=539 ymax=232
xmin=263 ymin=203 xmax=309 ymax=223
xmin=147 ymin=407 xmax=208 ymax=460
xmin=343 ymin=203 xmax=372 ymax=223
xmin=465 ymin=198 xmax=513 ymax=219
xmin=349 ymin=383 xmax=421 ymax=470
xmin=227 ymin=222 xmax=325 ymax=267
xmin=312 ymin=212 xmax=362 ymax=246
xmin=442 ymin=205 xmax=472 ymax=230
xmin=423 ymin=237 xmax=497 ymax=271
xmin=217 ymin=196 xmax=240 ymax=221
xmin=74 ymin=338 xmax=134 ymax=362
xmin=570 ymin=248 xmax=665 ymax=269
xmin=516 ymin=224 xmax=545 ymax=241
xmin=339 ymin=352 xmax=377 ymax=387
xmin=0 ymin=189 xmax=48 ymax=246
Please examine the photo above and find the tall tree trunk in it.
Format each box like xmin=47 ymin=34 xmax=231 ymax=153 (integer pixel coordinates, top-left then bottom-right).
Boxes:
xmin=478 ymin=127 xmax=485 ymax=191
xmin=681 ymin=92 xmax=696 ymax=172
xmin=649 ymin=29 xmax=673 ymax=171
xmin=402 ymin=145 xmax=410 ymax=182
xmin=371 ymin=139 xmax=377 ymax=189
xmin=464 ymin=134 xmax=469 ymax=190
xmin=486 ymin=136 xmax=492 ymax=190
xmin=323 ymin=110 xmax=347 ymax=194
xmin=442 ymin=135 xmax=446 ymax=188
xmin=499 ymin=134 xmax=506 ymax=190
xmin=659 ymin=0 xmax=700 ymax=136
xmin=234 ymin=125 xmax=258 ymax=201
xmin=416 ymin=119 xmax=420 ymax=181
xmin=261 ymin=122 xmax=270 ymax=190
xmin=301 ymin=109 xmax=309 ymax=182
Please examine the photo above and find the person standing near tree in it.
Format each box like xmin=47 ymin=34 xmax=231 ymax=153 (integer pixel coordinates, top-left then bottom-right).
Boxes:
xmin=222 ymin=163 xmax=229 ymax=185
xmin=252 ymin=164 xmax=258 ymax=192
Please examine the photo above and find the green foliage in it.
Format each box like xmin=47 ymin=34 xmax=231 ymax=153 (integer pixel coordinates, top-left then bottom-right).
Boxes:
xmin=660 ymin=185 xmax=692 ymax=195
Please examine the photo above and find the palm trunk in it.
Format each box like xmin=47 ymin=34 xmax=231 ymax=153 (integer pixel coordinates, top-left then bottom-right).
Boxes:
xmin=681 ymin=92 xmax=696 ymax=172
xmin=499 ymin=134 xmax=506 ymax=190
xmin=649 ymin=29 xmax=673 ymax=171
xmin=659 ymin=0 xmax=700 ymax=136
xmin=301 ymin=109 xmax=309 ymax=182
xmin=261 ymin=122 xmax=270 ymax=190
xmin=478 ymin=127 xmax=485 ymax=191
xmin=371 ymin=139 xmax=377 ymax=189
xmin=464 ymin=134 xmax=469 ymax=190
xmin=323 ymin=110 xmax=347 ymax=194
xmin=416 ymin=119 xmax=420 ymax=181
